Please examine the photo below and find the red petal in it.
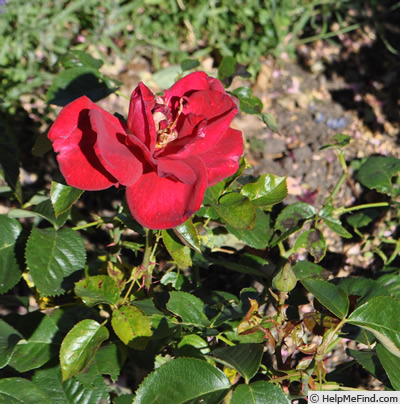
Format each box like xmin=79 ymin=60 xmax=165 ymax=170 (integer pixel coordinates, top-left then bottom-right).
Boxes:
xmin=199 ymin=128 xmax=243 ymax=186
xmin=166 ymin=72 xmax=226 ymax=101
xmin=184 ymin=90 xmax=237 ymax=139
xmin=156 ymin=158 xmax=197 ymax=184
xmin=48 ymin=96 xmax=117 ymax=190
xmin=127 ymin=83 xmax=157 ymax=152
xmin=155 ymin=90 xmax=237 ymax=160
xmin=166 ymin=72 xmax=212 ymax=99
xmin=126 ymin=157 xmax=207 ymax=229
xmin=89 ymin=109 xmax=144 ymax=187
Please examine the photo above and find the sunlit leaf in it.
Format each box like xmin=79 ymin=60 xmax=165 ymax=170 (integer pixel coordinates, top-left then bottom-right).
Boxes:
xmin=231 ymin=381 xmax=290 ymax=404
xmin=302 ymin=279 xmax=349 ymax=319
xmin=241 ymin=174 xmax=287 ymax=208
xmin=167 ymin=291 xmax=210 ymax=327
xmin=376 ymin=344 xmax=400 ymax=389
xmin=174 ymin=218 xmax=201 ymax=253
xmin=111 ymin=306 xmax=152 ymax=350
xmin=210 ymin=343 xmax=264 ymax=383
xmin=75 ymin=275 xmax=120 ymax=307
xmin=50 ymin=181 xmax=83 ymax=217
xmin=60 ymin=319 xmax=109 ymax=381
xmin=26 ymin=227 xmax=86 ymax=297
xmin=215 ymin=193 xmax=256 ymax=230
xmin=162 ymin=229 xmax=192 ymax=268
xmin=8 ymin=314 xmax=60 ymax=372
xmin=0 ymin=378 xmax=48 ymax=403
xmin=348 ymin=296 xmax=400 ymax=357
xmin=134 ymin=358 xmax=230 ymax=404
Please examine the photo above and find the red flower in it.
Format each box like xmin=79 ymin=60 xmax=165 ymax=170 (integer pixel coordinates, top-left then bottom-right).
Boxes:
xmin=48 ymin=72 xmax=243 ymax=229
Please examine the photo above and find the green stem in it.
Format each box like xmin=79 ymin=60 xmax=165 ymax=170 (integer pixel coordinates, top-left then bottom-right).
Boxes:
xmin=295 ymin=23 xmax=361 ymax=46
xmin=115 ymin=90 xmax=130 ymax=100
xmin=217 ymin=334 xmax=235 ymax=346
xmin=141 ymin=228 xmax=154 ymax=269
xmin=72 ymin=219 xmax=103 ymax=231
xmin=316 ymin=318 xmax=346 ymax=359
xmin=330 ymin=172 xmax=347 ymax=202
xmin=334 ymin=202 xmax=390 ymax=216
xmin=122 ymin=228 xmax=155 ymax=304
xmin=386 ymin=239 xmax=400 ymax=265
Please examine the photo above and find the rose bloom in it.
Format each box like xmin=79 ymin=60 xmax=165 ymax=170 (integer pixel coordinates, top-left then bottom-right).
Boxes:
xmin=48 ymin=72 xmax=243 ymax=229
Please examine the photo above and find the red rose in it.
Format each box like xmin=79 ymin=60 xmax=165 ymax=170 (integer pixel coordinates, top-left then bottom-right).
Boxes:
xmin=48 ymin=72 xmax=243 ymax=229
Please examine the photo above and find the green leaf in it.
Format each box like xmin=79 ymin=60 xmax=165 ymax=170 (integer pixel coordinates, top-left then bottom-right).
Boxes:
xmin=301 ymin=279 xmax=349 ymax=319
xmin=333 ymin=277 xmax=389 ymax=307
xmin=0 ymin=378 xmax=48 ymax=403
xmin=0 ymin=319 xmax=23 ymax=369
xmin=74 ymin=275 xmax=120 ymax=307
xmin=320 ymin=134 xmax=351 ymax=150
xmin=241 ymin=174 xmax=287 ymax=208
xmin=346 ymin=348 xmax=387 ymax=383
xmin=32 ymin=198 xmax=70 ymax=228
xmin=376 ymin=344 xmax=400 ymax=389
xmin=50 ymin=181 xmax=83 ymax=217
xmin=226 ymin=209 xmax=273 ymax=249
xmin=160 ymin=271 xmax=185 ymax=290
xmin=230 ymin=381 xmax=290 ymax=404
xmin=92 ymin=342 xmax=122 ymax=382
xmin=232 ymin=87 xmax=263 ymax=115
xmin=215 ymin=193 xmax=256 ymax=230
xmin=174 ymin=218 xmax=201 ymax=253
xmin=8 ymin=314 xmax=60 ymax=372
xmin=33 ymin=364 xmax=110 ymax=404
xmin=347 ymin=296 xmax=400 ymax=357
xmin=260 ymin=113 xmax=279 ymax=134
xmin=167 ymin=291 xmax=210 ymax=327
xmin=114 ymin=395 xmax=135 ymax=404
xmin=47 ymin=67 xmax=116 ymax=106
xmin=162 ymin=229 xmax=192 ymax=268
xmin=178 ymin=334 xmax=209 ymax=351
xmin=134 ymin=357 xmax=230 ymax=404
xmin=60 ymin=319 xmax=109 ymax=381
xmin=377 ymin=272 xmax=400 ymax=299
xmin=59 ymin=50 xmax=104 ymax=69
xmin=180 ymin=59 xmax=200 ymax=72
xmin=293 ymin=228 xmax=327 ymax=263
xmin=203 ymin=181 xmax=226 ymax=205
xmin=152 ymin=65 xmax=182 ymax=89
xmin=0 ymin=215 xmax=22 ymax=294
xmin=358 ymin=156 xmax=400 ymax=196
xmin=26 ymin=227 xmax=86 ymax=297
xmin=111 ymin=306 xmax=152 ymax=350
xmin=0 ymin=126 xmax=21 ymax=201
xmin=274 ymin=202 xmax=316 ymax=243
xmin=211 ymin=343 xmax=264 ymax=383
xmin=346 ymin=209 xmax=380 ymax=229
xmin=319 ymin=206 xmax=352 ymax=238
xmin=292 ymin=261 xmax=324 ymax=280
xmin=218 ymin=56 xmax=236 ymax=84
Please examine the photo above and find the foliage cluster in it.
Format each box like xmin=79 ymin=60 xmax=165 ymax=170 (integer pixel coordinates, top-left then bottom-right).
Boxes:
xmin=1 ymin=53 xmax=400 ymax=402
xmin=1 ymin=0 xmax=393 ymax=111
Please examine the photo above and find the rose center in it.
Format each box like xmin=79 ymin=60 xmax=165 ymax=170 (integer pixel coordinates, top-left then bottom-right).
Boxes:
xmin=154 ymin=97 xmax=184 ymax=149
